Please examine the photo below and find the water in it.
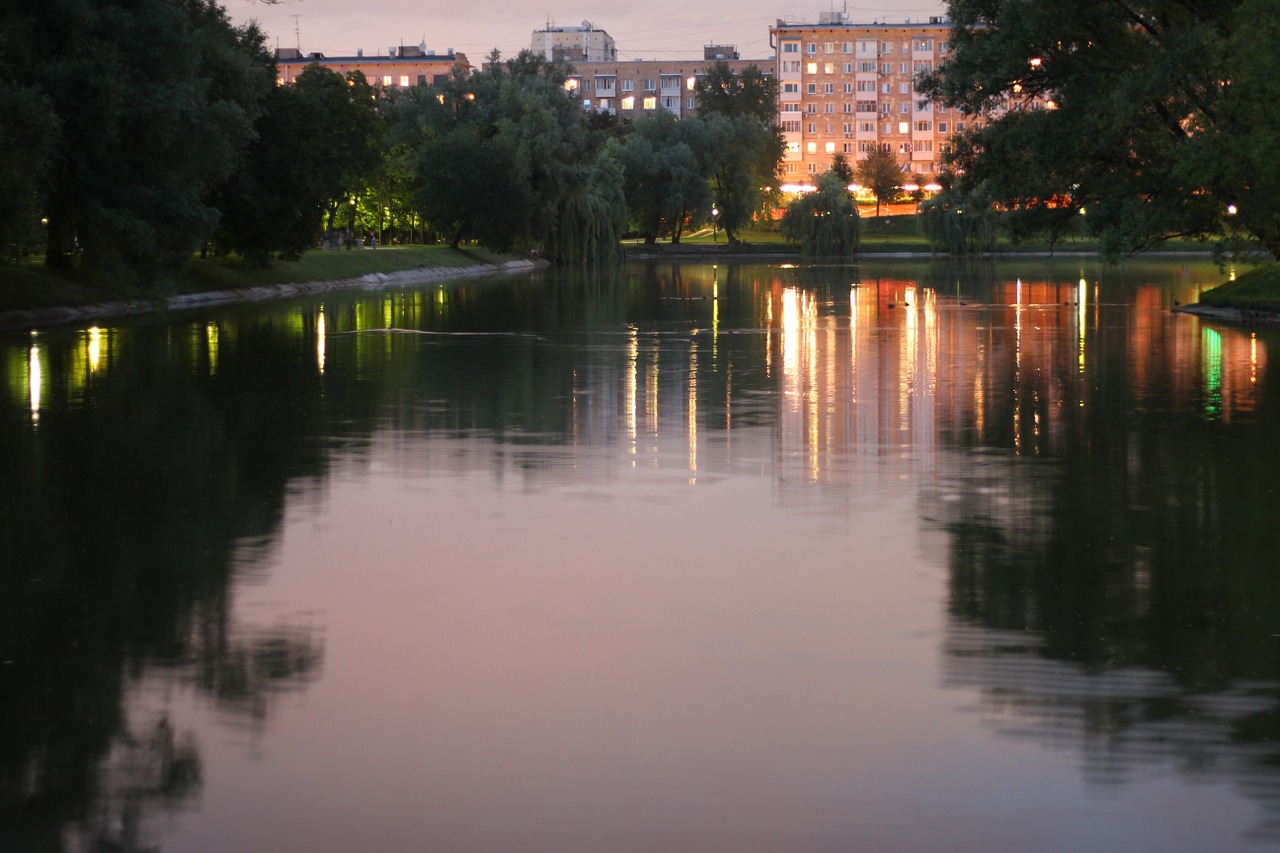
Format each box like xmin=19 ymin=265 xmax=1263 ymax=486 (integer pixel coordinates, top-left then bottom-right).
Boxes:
xmin=3 ymin=258 xmax=1279 ymax=851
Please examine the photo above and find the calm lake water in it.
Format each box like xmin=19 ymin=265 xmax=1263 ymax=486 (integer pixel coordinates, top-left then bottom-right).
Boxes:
xmin=3 ymin=257 xmax=1280 ymax=851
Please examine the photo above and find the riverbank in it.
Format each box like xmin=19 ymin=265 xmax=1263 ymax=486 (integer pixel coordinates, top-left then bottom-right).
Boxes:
xmin=1174 ymin=263 xmax=1280 ymax=325
xmin=0 ymin=247 xmax=544 ymax=331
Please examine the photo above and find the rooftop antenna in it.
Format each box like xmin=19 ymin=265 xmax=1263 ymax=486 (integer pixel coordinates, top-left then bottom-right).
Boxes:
xmin=292 ymin=14 xmax=300 ymax=51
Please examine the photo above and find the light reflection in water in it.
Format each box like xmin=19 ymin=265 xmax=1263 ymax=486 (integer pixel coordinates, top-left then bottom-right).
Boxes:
xmin=317 ymin=307 xmax=326 ymax=374
xmin=28 ymin=336 xmax=42 ymax=422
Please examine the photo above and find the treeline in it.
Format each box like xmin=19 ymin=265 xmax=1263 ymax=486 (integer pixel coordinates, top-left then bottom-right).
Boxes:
xmin=0 ymin=0 xmax=782 ymax=288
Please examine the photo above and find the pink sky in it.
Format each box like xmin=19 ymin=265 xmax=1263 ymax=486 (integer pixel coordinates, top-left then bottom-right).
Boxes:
xmin=227 ymin=1 xmax=948 ymax=62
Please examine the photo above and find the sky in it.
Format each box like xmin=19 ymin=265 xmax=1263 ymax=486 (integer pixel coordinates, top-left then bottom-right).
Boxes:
xmin=226 ymin=0 xmax=949 ymax=63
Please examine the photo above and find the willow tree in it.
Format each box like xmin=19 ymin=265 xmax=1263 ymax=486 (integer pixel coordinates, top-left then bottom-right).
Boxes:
xmin=780 ymin=171 xmax=861 ymax=256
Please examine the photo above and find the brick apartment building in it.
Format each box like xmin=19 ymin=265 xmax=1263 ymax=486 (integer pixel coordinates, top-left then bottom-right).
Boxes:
xmin=274 ymin=42 xmax=472 ymax=91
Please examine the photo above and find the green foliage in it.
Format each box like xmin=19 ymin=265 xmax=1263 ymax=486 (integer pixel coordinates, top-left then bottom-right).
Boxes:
xmin=403 ymin=51 xmax=624 ymax=262
xmin=2 ymin=0 xmax=275 ymax=287
xmin=212 ymin=65 xmax=384 ymax=263
xmin=0 ymin=82 xmax=58 ymax=262
xmin=692 ymin=61 xmax=778 ymax=124
xmin=780 ymin=171 xmax=861 ymax=256
xmin=855 ymin=147 xmax=901 ymax=217
xmin=922 ymin=0 xmax=1275 ymax=259
xmin=618 ymin=111 xmax=712 ymax=243
xmin=919 ymin=187 xmax=998 ymax=255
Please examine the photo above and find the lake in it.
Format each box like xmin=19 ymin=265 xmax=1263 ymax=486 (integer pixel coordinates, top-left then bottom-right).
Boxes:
xmin=3 ymin=257 xmax=1279 ymax=852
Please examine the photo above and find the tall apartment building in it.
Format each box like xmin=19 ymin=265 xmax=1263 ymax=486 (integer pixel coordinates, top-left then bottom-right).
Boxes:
xmin=275 ymin=43 xmax=471 ymax=90
xmin=771 ymin=13 xmax=980 ymax=180
xmin=532 ymin=21 xmax=618 ymax=63
xmin=566 ymin=48 xmax=769 ymax=119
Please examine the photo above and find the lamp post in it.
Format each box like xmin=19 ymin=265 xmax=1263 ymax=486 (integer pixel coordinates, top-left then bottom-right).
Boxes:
xmin=711 ymin=206 xmax=719 ymax=243
xmin=348 ymin=197 xmax=356 ymax=250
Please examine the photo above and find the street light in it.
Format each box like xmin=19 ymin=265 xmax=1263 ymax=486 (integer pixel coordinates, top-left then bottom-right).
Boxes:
xmin=711 ymin=206 xmax=719 ymax=242
xmin=348 ymin=197 xmax=356 ymax=250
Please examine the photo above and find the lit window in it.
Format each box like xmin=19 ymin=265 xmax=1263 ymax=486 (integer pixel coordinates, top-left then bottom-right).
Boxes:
xmin=898 ymin=122 xmax=909 ymax=133
xmin=806 ymin=63 xmax=818 ymax=74
xmin=621 ymin=96 xmax=635 ymax=110
xmin=806 ymin=142 xmax=817 ymax=153
xmin=687 ymin=76 xmax=696 ymax=90
xmin=643 ymin=97 xmax=656 ymax=110
xmin=382 ymin=75 xmax=392 ymax=86
xmin=824 ymin=142 xmax=835 ymax=153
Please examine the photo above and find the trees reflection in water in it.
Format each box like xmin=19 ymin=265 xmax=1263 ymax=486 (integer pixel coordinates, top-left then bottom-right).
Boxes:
xmin=2 ymin=259 xmax=1277 ymax=846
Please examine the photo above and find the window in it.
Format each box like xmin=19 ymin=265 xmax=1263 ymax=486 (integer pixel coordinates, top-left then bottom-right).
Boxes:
xmin=824 ymin=83 xmax=834 ymax=95
xmin=880 ymin=42 xmax=893 ymax=53
xmin=686 ymin=76 xmax=697 ymax=90
xmin=621 ymin=96 xmax=635 ymax=109
xmin=807 ymin=103 xmax=817 ymax=114
xmin=898 ymin=121 xmax=910 ymax=133
xmin=807 ymin=83 xmax=817 ymax=94
xmin=417 ymin=75 xmax=426 ymax=85
xmin=824 ymin=63 xmax=834 ymax=74
xmin=937 ymin=122 xmax=948 ymax=133
xmin=913 ymin=140 xmax=933 ymax=152
xmin=786 ymin=141 xmax=800 ymax=154
xmin=688 ymin=97 xmax=697 ymax=109
xmin=843 ymin=63 xmax=853 ymax=74
xmin=915 ymin=120 xmax=932 ymax=132
xmin=782 ymin=102 xmax=801 ymax=112
xmin=643 ymin=96 xmax=656 ymax=109
xmin=825 ymin=122 xmax=833 ymax=132
xmin=806 ymin=142 xmax=817 ymax=153
xmin=807 ymin=62 xmax=818 ymax=74
xmin=956 ymin=121 xmax=966 ymax=132
xmin=783 ymin=61 xmax=801 ymax=73
xmin=858 ymin=140 xmax=876 ymax=152
xmin=857 ymin=100 xmax=876 ymax=113
xmin=808 ymin=163 xmax=818 ymax=173
xmin=785 ymin=162 xmax=798 ymax=174
xmin=825 ymin=42 xmax=834 ymax=54
xmin=913 ymin=39 xmax=933 ymax=52
xmin=914 ymin=61 xmax=932 ymax=73
xmin=621 ymin=79 xmax=633 ymax=92
xmin=900 ymin=63 xmax=909 ymax=74
xmin=939 ymin=41 xmax=949 ymax=53
xmin=807 ymin=122 xmax=816 ymax=133
xmin=859 ymin=61 xmax=875 ymax=72
xmin=843 ymin=103 xmax=853 ymax=113
xmin=782 ymin=41 xmax=800 ymax=53
xmin=782 ymin=120 xmax=801 ymax=132
xmin=880 ymin=63 xmax=892 ymax=74
xmin=825 ymin=142 xmax=836 ymax=153
xmin=881 ymin=83 xmax=891 ymax=94
xmin=582 ymin=99 xmax=591 ymax=109
xmin=807 ymin=43 xmax=817 ymax=54
xmin=644 ymin=79 xmax=655 ymax=92
xmin=661 ymin=76 xmax=680 ymax=91
xmin=857 ymin=40 xmax=875 ymax=55
xmin=899 ymin=82 xmax=910 ymax=94
xmin=399 ymin=75 xmax=409 ymax=87
xmin=783 ymin=82 xmax=800 ymax=94
xmin=857 ymin=80 xmax=874 ymax=92
xmin=382 ymin=75 xmax=392 ymax=86
xmin=899 ymin=102 xmax=910 ymax=114
xmin=879 ymin=102 xmax=892 ymax=115
xmin=661 ymin=96 xmax=678 ymax=109
xmin=824 ymin=103 xmax=834 ymax=114
xmin=843 ymin=42 xmax=852 ymax=53
xmin=859 ymin=121 xmax=874 ymax=132
xmin=843 ymin=83 xmax=853 ymax=94
xmin=842 ymin=123 xmax=852 ymax=133
xmin=843 ymin=142 xmax=853 ymax=152
xmin=882 ymin=123 xmax=892 ymax=134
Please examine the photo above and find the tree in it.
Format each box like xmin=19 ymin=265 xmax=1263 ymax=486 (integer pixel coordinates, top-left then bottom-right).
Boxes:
xmin=1 ymin=0 xmax=274 ymax=286
xmin=691 ymin=64 xmax=783 ymax=246
xmin=920 ymin=0 xmax=1278 ymax=259
xmin=830 ymin=153 xmax=855 ymax=186
xmin=212 ymin=65 xmax=383 ymax=262
xmin=856 ymin=146 xmax=901 ymax=217
xmin=618 ymin=111 xmax=712 ymax=244
xmin=405 ymin=50 xmax=625 ymax=261
xmin=0 ymin=83 xmax=58 ymax=262
xmin=780 ymin=171 xmax=861 ymax=256
xmin=919 ymin=185 xmax=998 ymax=255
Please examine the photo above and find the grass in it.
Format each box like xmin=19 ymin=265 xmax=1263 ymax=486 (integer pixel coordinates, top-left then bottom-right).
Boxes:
xmin=0 ymin=245 xmax=514 ymax=313
xmin=1198 ymin=263 xmax=1280 ymax=310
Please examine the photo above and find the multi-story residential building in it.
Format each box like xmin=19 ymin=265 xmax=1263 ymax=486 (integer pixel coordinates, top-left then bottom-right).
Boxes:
xmin=274 ymin=43 xmax=471 ymax=90
xmin=532 ymin=21 xmax=618 ymax=63
xmin=771 ymin=12 xmax=1013 ymax=180
xmin=565 ymin=46 xmax=770 ymax=118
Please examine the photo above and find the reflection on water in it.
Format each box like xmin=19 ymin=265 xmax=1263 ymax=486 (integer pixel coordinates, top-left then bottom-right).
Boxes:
xmin=3 ymin=258 xmax=1279 ymax=850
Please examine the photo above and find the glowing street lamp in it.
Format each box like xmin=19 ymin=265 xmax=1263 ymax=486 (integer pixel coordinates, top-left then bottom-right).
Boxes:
xmin=711 ymin=206 xmax=719 ymax=242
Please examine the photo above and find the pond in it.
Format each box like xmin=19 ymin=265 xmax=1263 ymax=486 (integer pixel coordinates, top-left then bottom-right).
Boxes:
xmin=3 ymin=257 xmax=1279 ymax=852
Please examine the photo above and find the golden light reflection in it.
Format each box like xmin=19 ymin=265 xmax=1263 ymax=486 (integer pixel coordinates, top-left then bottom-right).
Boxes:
xmin=688 ymin=342 xmax=698 ymax=482
xmin=317 ymin=308 xmax=327 ymax=374
xmin=88 ymin=326 xmax=103 ymax=374
xmin=646 ymin=349 xmax=659 ymax=438
xmin=206 ymin=322 xmax=219 ymax=375
xmin=626 ymin=327 xmax=638 ymax=465
xmin=1252 ymin=333 xmax=1258 ymax=384
xmin=1077 ymin=278 xmax=1087 ymax=376
xmin=28 ymin=338 xmax=42 ymax=422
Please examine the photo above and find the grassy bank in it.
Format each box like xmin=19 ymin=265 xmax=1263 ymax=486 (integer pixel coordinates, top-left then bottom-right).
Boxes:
xmin=1198 ymin=264 xmax=1280 ymax=310
xmin=0 ymin=245 xmax=513 ymax=313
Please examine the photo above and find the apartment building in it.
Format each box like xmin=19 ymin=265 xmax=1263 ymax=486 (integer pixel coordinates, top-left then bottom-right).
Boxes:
xmin=771 ymin=13 xmax=980 ymax=179
xmin=532 ymin=21 xmax=618 ymax=63
xmin=275 ymin=43 xmax=471 ymax=90
xmin=566 ymin=46 xmax=770 ymax=119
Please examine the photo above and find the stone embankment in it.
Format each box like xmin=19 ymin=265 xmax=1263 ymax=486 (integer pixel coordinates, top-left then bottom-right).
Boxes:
xmin=0 ymin=259 xmax=542 ymax=332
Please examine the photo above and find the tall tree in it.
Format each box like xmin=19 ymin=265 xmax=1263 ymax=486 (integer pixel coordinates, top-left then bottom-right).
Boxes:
xmin=920 ymin=0 xmax=1277 ymax=259
xmin=618 ymin=111 xmax=712 ymax=244
xmin=855 ymin=146 xmax=901 ymax=217
xmin=692 ymin=63 xmax=783 ymax=245
xmin=2 ymin=0 xmax=274 ymax=286
xmin=212 ymin=66 xmax=383 ymax=262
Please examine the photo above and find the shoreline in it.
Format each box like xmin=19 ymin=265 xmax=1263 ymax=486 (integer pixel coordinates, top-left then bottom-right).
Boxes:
xmin=0 ymin=259 xmax=544 ymax=333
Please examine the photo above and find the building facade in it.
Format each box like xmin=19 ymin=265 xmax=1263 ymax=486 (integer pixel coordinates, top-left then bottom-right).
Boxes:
xmin=532 ymin=21 xmax=618 ymax=63
xmin=769 ymin=12 xmax=1029 ymax=180
xmin=565 ymin=48 xmax=769 ymax=119
xmin=275 ymin=44 xmax=471 ymax=91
